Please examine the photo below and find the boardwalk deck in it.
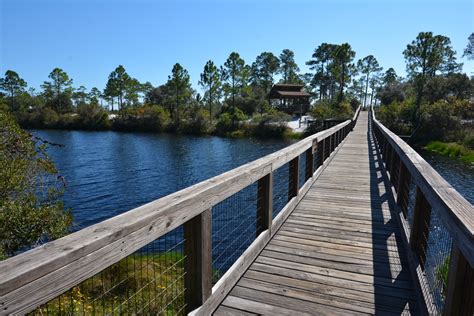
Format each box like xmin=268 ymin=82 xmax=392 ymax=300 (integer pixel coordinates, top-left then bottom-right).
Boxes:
xmin=214 ymin=112 xmax=420 ymax=315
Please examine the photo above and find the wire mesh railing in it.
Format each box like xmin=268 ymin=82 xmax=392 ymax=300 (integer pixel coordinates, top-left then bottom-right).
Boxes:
xmin=272 ymin=163 xmax=289 ymax=219
xmin=298 ymin=152 xmax=306 ymax=189
xmin=370 ymin=107 xmax=473 ymax=315
xmin=211 ymin=183 xmax=259 ymax=284
xmin=32 ymin=226 xmax=186 ymax=315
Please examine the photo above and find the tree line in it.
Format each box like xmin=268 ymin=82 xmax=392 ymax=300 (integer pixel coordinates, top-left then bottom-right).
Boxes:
xmin=0 ymin=32 xmax=472 ymax=139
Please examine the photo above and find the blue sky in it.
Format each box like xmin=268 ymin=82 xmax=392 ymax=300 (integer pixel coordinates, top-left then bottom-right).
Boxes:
xmin=1 ymin=0 xmax=473 ymax=94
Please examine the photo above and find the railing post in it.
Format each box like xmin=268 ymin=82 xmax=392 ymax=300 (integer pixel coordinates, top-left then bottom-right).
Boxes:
xmin=257 ymin=173 xmax=273 ymax=236
xmin=409 ymin=187 xmax=432 ymax=268
xmin=288 ymin=156 xmax=299 ymax=200
xmin=329 ymin=134 xmax=334 ymax=153
xmin=396 ymin=162 xmax=411 ymax=218
xmin=184 ymin=209 xmax=212 ymax=313
xmin=443 ymin=244 xmax=474 ymax=316
xmin=317 ymin=140 xmax=324 ymax=168
xmin=305 ymin=147 xmax=313 ymax=181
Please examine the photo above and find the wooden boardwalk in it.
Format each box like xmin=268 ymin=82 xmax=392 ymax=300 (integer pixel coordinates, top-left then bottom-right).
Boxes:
xmin=214 ymin=112 xmax=420 ymax=315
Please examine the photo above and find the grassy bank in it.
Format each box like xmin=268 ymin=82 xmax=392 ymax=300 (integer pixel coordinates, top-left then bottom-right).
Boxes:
xmin=424 ymin=141 xmax=474 ymax=164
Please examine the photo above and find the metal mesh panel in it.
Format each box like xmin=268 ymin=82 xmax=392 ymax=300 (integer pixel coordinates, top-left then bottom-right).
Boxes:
xmin=33 ymin=226 xmax=186 ymax=315
xmin=313 ymin=146 xmax=319 ymax=172
xmin=422 ymin=210 xmax=453 ymax=314
xmin=405 ymin=179 xmax=417 ymax=239
xmin=298 ymin=153 xmax=306 ymax=189
xmin=272 ymin=163 xmax=289 ymax=219
xmin=211 ymin=183 xmax=258 ymax=283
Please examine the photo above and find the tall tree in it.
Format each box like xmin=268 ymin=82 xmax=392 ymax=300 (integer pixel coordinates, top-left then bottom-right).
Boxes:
xmin=167 ymin=63 xmax=191 ymax=123
xmin=403 ymin=32 xmax=461 ymax=111
xmin=199 ymin=60 xmax=221 ymax=124
xmin=306 ymin=43 xmax=338 ymax=100
xmin=357 ymin=55 xmax=382 ymax=106
xmin=124 ymin=78 xmax=142 ymax=107
xmin=41 ymin=68 xmax=73 ymax=113
xmin=332 ymin=43 xmax=356 ymax=101
xmin=88 ymin=87 xmax=102 ymax=106
xmin=0 ymin=70 xmax=27 ymax=111
xmin=105 ymin=65 xmax=131 ymax=111
xmin=463 ymin=33 xmax=474 ymax=60
xmin=251 ymin=52 xmax=280 ymax=113
xmin=221 ymin=52 xmax=246 ymax=123
xmin=383 ymin=68 xmax=398 ymax=86
xmin=72 ymin=85 xmax=88 ymax=106
xmin=279 ymin=49 xmax=300 ymax=84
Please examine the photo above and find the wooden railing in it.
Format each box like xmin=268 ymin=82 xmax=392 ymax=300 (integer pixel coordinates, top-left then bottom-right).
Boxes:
xmin=0 ymin=107 xmax=361 ymax=315
xmin=370 ymin=107 xmax=473 ymax=315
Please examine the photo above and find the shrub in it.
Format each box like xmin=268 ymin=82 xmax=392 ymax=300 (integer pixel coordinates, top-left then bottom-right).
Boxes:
xmin=215 ymin=108 xmax=246 ymax=134
xmin=0 ymin=111 xmax=72 ymax=258
xmin=182 ymin=108 xmax=210 ymax=134
xmin=76 ymin=103 xmax=110 ymax=130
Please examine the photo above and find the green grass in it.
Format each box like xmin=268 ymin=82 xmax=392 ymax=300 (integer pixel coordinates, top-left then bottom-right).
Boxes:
xmin=424 ymin=141 xmax=474 ymax=164
xmin=435 ymin=256 xmax=451 ymax=298
xmin=34 ymin=252 xmax=186 ymax=315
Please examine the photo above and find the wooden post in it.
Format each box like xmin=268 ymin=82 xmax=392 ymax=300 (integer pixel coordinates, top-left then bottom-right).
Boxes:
xmin=409 ymin=187 xmax=432 ymax=268
xmin=305 ymin=147 xmax=313 ymax=181
xmin=443 ymin=244 xmax=474 ymax=316
xmin=184 ymin=209 xmax=212 ymax=313
xmin=257 ymin=173 xmax=273 ymax=236
xmin=396 ymin=162 xmax=411 ymax=218
xmin=316 ymin=140 xmax=323 ymax=168
xmin=321 ymin=138 xmax=326 ymax=163
xmin=288 ymin=156 xmax=299 ymax=200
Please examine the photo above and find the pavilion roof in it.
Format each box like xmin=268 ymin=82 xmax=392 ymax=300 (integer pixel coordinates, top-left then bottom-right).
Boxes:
xmin=269 ymin=84 xmax=311 ymax=99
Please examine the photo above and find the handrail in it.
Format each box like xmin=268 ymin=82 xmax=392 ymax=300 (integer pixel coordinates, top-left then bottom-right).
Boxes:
xmin=0 ymin=107 xmax=361 ymax=314
xmin=370 ymin=108 xmax=473 ymax=263
xmin=370 ymin=107 xmax=473 ymax=315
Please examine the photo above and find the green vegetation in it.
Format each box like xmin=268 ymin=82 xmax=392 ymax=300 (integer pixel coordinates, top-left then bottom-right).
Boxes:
xmin=0 ymin=111 xmax=72 ymax=259
xmin=436 ymin=255 xmax=451 ymax=298
xmin=35 ymin=252 xmax=185 ymax=315
xmin=425 ymin=141 xmax=474 ymax=163
xmin=376 ymin=32 xmax=473 ymax=163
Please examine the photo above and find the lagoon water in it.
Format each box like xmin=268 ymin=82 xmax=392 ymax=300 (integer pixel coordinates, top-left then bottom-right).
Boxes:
xmin=31 ymin=130 xmax=291 ymax=230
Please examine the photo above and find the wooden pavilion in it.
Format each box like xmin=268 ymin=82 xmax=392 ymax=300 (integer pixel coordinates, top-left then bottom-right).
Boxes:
xmin=268 ymin=84 xmax=311 ymax=116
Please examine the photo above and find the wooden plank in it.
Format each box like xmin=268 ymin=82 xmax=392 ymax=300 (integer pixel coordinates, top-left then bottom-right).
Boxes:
xmin=213 ymin=305 xmax=257 ymax=316
xmin=221 ymin=295 xmax=311 ymax=316
xmin=229 ymin=286 xmax=352 ymax=316
xmin=243 ymin=270 xmax=416 ymax=309
xmin=184 ymin=209 xmax=212 ymax=313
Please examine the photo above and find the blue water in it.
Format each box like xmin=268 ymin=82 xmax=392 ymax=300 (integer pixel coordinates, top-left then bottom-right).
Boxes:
xmin=30 ymin=130 xmax=291 ymax=231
